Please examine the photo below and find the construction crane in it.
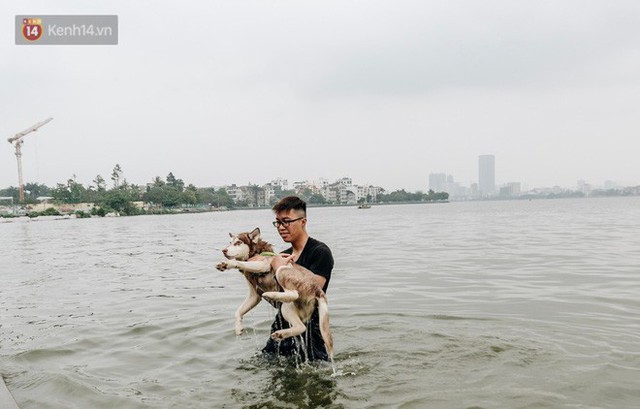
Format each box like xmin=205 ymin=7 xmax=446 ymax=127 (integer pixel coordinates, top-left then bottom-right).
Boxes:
xmin=7 ymin=117 xmax=53 ymax=204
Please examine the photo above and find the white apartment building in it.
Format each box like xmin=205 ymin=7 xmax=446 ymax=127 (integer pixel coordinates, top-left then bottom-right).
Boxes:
xmin=270 ymin=177 xmax=288 ymax=191
xmin=225 ymin=184 xmax=245 ymax=203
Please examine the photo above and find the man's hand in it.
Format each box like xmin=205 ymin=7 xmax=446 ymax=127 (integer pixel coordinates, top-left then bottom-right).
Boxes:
xmin=270 ymin=253 xmax=294 ymax=271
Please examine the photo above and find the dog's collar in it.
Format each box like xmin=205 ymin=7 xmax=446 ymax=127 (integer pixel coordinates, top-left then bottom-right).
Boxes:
xmin=260 ymin=251 xmax=277 ymax=257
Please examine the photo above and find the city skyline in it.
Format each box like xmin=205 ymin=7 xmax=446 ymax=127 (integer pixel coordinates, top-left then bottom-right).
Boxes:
xmin=478 ymin=155 xmax=496 ymax=198
xmin=428 ymin=154 xmax=637 ymax=200
xmin=2 ymin=1 xmax=640 ymax=192
xmin=2 ymin=162 xmax=635 ymax=198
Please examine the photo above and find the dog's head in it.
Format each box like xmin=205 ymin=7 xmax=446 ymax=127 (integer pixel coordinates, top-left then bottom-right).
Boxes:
xmin=221 ymin=227 xmax=264 ymax=261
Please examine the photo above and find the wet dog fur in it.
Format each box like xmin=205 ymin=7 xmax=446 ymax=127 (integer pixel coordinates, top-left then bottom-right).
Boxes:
xmin=216 ymin=228 xmax=333 ymax=361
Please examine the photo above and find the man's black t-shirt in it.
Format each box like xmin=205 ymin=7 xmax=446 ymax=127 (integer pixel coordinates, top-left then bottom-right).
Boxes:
xmin=262 ymin=237 xmax=334 ymax=361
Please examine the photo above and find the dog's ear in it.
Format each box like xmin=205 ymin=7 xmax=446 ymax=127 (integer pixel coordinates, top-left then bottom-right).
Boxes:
xmin=248 ymin=227 xmax=261 ymax=243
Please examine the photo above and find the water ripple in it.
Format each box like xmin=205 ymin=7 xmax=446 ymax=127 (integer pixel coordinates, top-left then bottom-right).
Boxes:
xmin=2 ymin=198 xmax=640 ymax=408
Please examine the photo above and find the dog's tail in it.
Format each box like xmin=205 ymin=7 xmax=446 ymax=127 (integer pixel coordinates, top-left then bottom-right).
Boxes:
xmin=317 ymin=294 xmax=334 ymax=363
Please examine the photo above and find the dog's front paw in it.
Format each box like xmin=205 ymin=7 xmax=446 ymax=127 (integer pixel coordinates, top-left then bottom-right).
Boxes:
xmin=235 ymin=321 xmax=244 ymax=336
xmin=271 ymin=330 xmax=286 ymax=340
xmin=217 ymin=260 xmax=238 ymax=271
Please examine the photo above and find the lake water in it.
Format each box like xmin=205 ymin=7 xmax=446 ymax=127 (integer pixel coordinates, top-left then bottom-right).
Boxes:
xmin=1 ymin=197 xmax=640 ymax=408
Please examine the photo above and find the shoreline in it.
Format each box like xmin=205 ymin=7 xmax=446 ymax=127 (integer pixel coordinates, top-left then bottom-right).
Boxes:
xmin=2 ymin=194 xmax=638 ymax=220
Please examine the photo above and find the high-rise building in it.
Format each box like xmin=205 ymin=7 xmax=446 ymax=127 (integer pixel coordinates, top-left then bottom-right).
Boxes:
xmin=429 ymin=173 xmax=447 ymax=192
xmin=478 ymin=155 xmax=495 ymax=198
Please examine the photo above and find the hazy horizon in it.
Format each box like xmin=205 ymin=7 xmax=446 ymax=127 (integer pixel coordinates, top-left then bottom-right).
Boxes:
xmin=0 ymin=163 xmax=636 ymax=194
xmin=2 ymin=1 xmax=640 ymax=192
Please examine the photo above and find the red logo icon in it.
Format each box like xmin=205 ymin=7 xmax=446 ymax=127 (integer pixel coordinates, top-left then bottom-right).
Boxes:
xmin=22 ymin=18 xmax=43 ymax=41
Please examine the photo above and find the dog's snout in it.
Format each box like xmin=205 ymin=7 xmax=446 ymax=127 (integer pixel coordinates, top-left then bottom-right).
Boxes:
xmin=222 ymin=248 xmax=228 ymax=255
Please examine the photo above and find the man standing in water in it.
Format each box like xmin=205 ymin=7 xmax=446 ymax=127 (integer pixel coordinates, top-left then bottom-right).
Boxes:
xmin=263 ymin=196 xmax=334 ymax=361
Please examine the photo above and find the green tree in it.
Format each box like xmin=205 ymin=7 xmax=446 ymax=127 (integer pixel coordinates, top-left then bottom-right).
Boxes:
xmin=143 ymin=177 xmax=181 ymax=208
xmin=51 ymin=178 xmax=87 ymax=204
xmin=68 ymin=179 xmax=86 ymax=203
xmin=0 ymin=186 xmax=19 ymax=201
xmin=51 ymin=183 xmax=71 ymax=203
xmin=196 ymin=187 xmax=216 ymax=206
xmin=278 ymin=189 xmax=297 ymax=201
xmin=143 ymin=186 xmax=164 ymax=206
xmin=111 ymin=164 xmax=123 ymax=188
xmin=199 ymin=187 xmax=235 ymax=208
xmin=102 ymin=189 xmax=139 ymax=215
xmin=93 ymin=175 xmax=106 ymax=192
xmin=212 ymin=188 xmax=234 ymax=208
xmin=162 ymin=187 xmax=181 ymax=207
xmin=182 ymin=184 xmax=198 ymax=206
xmin=89 ymin=175 xmax=107 ymax=203
xmin=435 ymin=191 xmax=449 ymax=201
xmin=152 ymin=176 xmax=165 ymax=187
xmin=308 ymin=193 xmax=326 ymax=204
xmin=166 ymin=172 xmax=185 ymax=192
xmin=128 ymin=183 xmax=143 ymax=201
xmin=23 ymin=182 xmax=51 ymax=204
xmin=379 ymin=189 xmax=433 ymax=203
xmin=247 ymin=184 xmax=261 ymax=207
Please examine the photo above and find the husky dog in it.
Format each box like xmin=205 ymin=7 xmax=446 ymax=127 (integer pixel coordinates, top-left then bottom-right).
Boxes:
xmin=216 ymin=228 xmax=333 ymax=361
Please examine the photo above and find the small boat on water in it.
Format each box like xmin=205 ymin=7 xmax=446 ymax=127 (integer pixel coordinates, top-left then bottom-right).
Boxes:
xmin=357 ymin=203 xmax=371 ymax=209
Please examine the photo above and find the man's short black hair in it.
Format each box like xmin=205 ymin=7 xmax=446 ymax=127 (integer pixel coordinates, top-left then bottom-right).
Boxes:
xmin=272 ymin=195 xmax=306 ymax=215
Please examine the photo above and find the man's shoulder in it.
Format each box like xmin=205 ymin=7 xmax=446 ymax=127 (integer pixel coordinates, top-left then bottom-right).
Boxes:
xmin=307 ymin=237 xmax=331 ymax=251
xmin=302 ymin=237 xmax=334 ymax=281
xmin=306 ymin=237 xmax=333 ymax=259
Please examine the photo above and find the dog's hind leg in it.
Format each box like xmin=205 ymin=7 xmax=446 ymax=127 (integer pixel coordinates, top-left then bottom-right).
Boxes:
xmin=262 ymin=265 xmax=302 ymax=303
xmin=271 ymin=302 xmax=306 ymax=340
xmin=262 ymin=289 xmax=299 ymax=303
xmin=317 ymin=295 xmax=334 ymax=362
xmin=234 ymin=285 xmax=261 ymax=335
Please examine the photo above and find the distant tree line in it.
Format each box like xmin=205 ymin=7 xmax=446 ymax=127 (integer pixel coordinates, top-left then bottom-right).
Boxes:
xmin=1 ymin=165 xmax=451 ymax=217
xmin=377 ymin=189 xmax=449 ymax=203
xmin=0 ymin=164 xmax=234 ymax=216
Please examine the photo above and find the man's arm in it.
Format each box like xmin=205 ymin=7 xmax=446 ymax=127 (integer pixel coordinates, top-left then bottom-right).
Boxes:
xmin=313 ymin=274 xmax=327 ymax=291
xmin=306 ymin=244 xmax=334 ymax=292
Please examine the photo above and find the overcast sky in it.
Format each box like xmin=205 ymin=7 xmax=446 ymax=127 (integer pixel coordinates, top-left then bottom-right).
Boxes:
xmin=2 ymin=0 xmax=639 ymax=192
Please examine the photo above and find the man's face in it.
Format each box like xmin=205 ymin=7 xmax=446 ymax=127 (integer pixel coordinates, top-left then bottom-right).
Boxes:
xmin=273 ymin=209 xmax=306 ymax=243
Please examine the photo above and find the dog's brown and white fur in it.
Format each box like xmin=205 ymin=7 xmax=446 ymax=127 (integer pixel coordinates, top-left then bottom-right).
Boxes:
xmin=216 ymin=228 xmax=333 ymax=361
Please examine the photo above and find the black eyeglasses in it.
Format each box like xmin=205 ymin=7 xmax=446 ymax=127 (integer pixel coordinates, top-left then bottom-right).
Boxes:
xmin=272 ymin=217 xmax=305 ymax=228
